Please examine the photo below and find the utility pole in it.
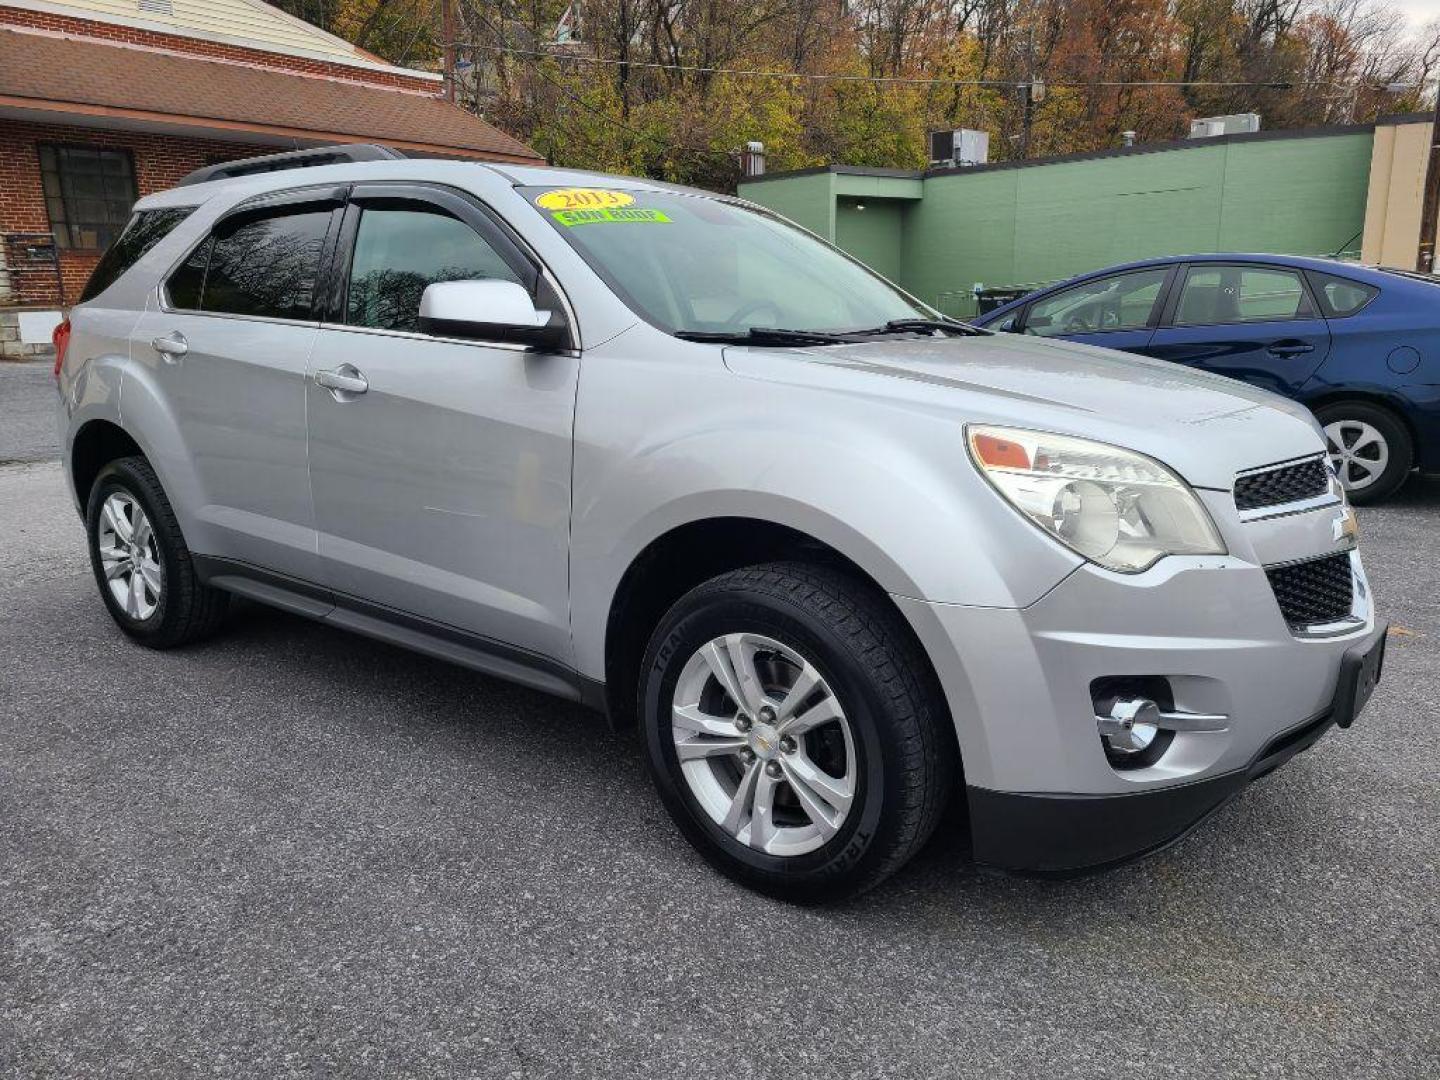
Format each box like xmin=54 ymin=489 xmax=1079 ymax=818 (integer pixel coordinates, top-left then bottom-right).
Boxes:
xmin=441 ymin=0 xmax=456 ymax=103
xmin=1417 ymin=91 xmax=1440 ymax=273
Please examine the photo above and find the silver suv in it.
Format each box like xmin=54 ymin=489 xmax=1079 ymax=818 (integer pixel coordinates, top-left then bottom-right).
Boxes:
xmin=56 ymin=147 xmax=1387 ymax=901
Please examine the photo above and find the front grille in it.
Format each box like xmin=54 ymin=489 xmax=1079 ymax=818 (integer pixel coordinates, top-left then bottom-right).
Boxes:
xmin=1266 ymin=553 xmax=1355 ymax=627
xmin=1234 ymin=456 xmax=1330 ymax=512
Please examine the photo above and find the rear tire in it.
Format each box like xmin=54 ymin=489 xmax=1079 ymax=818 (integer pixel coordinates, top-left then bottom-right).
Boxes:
xmin=639 ymin=562 xmax=954 ymax=903
xmin=85 ymin=456 xmax=229 ymax=648
xmin=1315 ymin=401 xmax=1412 ymax=505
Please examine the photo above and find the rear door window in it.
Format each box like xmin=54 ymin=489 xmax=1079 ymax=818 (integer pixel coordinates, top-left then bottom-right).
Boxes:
xmin=80 ymin=207 xmax=193 ymax=302
xmin=1174 ymin=266 xmax=1313 ymax=325
xmin=201 ymin=209 xmax=332 ymax=321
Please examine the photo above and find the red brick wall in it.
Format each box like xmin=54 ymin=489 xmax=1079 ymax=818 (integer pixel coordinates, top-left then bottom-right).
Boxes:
xmin=0 ymin=6 xmax=441 ymax=93
xmin=0 ymin=119 xmax=275 ymax=305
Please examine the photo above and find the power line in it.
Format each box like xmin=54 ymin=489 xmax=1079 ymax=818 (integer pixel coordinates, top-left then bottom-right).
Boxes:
xmin=460 ymin=41 xmax=1431 ymax=92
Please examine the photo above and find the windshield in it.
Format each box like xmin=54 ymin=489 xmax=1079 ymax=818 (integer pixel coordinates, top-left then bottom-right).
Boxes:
xmin=520 ymin=186 xmax=932 ymax=336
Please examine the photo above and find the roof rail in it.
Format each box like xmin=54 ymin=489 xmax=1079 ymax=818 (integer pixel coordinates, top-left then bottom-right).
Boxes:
xmin=175 ymin=143 xmax=406 ymax=187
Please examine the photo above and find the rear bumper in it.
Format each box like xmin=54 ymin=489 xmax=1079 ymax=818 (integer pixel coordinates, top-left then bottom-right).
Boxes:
xmin=966 ymin=622 xmax=1387 ymax=875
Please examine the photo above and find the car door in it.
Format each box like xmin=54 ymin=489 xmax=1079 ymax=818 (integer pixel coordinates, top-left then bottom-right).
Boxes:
xmin=1018 ymin=266 xmax=1173 ymax=353
xmin=129 ymin=187 xmax=343 ymax=583
xmin=305 ymin=183 xmax=579 ymax=663
xmin=1143 ymin=263 xmax=1332 ymax=396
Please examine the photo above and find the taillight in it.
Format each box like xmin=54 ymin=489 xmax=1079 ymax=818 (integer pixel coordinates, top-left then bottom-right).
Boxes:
xmin=52 ymin=318 xmax=71 ymax=380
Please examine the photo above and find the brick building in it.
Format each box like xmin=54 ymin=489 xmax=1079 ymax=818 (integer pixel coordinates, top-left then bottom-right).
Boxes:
xmin=0 ymin=0 xmax=542 ymax=358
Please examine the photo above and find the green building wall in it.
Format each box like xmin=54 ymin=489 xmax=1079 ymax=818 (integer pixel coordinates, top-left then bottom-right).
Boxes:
xmin=741 ymin=129 xmax=1375 ymax=318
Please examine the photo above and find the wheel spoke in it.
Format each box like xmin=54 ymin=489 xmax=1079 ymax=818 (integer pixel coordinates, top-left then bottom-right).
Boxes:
xmin=674 ymin=735 xmax=746 ymax=762
xmin=723 ymin=635 xmax=767 ymax=714
xmin=778 ymin=693 xmax=842 ymax=736
xmin=782 ymin=752 xmax=853 ymax=837
xmin=99 ymin=546 xmax=128 ymax=577
xmin=672 ymin=702 xmax=741 ymax=739
xmin=721 ymin=760 xmax=761 ymax=836
xmin=775 ymin=661 xmax=821 ymax=723
xmin=132 ymin=514 xmax=152 ymax=552
xmin=748 ymin=768 xmax=779 ymax=851
xmin=1349 ymin=458 xmax=1379 ymax=481
xmin=139 ymin=559 xmax=163 ymax=596
xmin=699 ymin=640 xmax=750 ymax=715
xmin=102 ymin=499 xmax=132 ymax=542
xmin=125 ymin=571 xmax=144 ymax=617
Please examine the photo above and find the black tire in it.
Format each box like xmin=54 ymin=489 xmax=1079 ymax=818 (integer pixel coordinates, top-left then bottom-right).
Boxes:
xmin=639 ymin=562 xmax=955 ymax=903
xmin=85 ymin=456 xmax=229 ymax=648
xmin=1314 ymin=401 xmax=1413 ymax=505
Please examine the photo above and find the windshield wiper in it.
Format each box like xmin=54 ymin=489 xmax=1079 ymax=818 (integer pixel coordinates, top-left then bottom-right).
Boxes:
xmin=674 ymin=327 xmax=853 ymax=347
xmin=861 ymin=318 xmax=988 ymax=337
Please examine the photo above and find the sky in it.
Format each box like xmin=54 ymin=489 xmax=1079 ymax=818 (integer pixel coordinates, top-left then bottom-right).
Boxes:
xmin=1397 ymin=0 xmax=1440 ymax=29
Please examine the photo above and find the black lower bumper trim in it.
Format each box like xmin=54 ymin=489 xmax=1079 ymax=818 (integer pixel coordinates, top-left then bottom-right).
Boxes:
xmin=970 ymin=623 xmax=1388 ymax=876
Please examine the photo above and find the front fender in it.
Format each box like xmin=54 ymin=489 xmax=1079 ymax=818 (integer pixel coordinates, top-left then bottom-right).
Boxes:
xmin=568 ymin=345 xmax=1082 ymax=682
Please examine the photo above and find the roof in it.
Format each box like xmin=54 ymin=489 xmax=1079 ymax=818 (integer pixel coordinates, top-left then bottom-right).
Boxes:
xmin=0 ymin=26 xmax=541 ymax=162
xmin=742 ymin=118 xmax=1432 ymax=188
xmin=133 ymin=158 xmax=712 ymax=211
xmin=9 ymin=0 xmax=410 ymax=73
xmin=971 ymin=252 xmax=1408 ymax=324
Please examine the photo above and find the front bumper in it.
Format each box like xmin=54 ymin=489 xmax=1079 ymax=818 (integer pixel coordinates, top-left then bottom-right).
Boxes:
xmin=893 ymin=488 xmax=1381 ymax=874
xmin=966 ymin=620 xmax=1386 ymax=874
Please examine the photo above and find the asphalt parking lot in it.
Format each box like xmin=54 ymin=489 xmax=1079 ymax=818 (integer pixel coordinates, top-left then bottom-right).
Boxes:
xmin=2 ymin=359 xmax=1436 ymax=1078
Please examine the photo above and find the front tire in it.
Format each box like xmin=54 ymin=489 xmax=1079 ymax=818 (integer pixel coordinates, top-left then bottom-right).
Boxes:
xmin=1315 ymin=401 xmax=1413 ymax=505
xmin=640 ymin=562 xmax=954 ymax=903
xmin=85 ymin=456 xmax=229 ymax=648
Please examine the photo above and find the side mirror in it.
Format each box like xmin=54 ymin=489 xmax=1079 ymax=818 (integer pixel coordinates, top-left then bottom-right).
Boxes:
xmin=418 ymin=280 xmax=569 ymax=350
xmin=1026 ymin=313 xmax=1052 ymax=328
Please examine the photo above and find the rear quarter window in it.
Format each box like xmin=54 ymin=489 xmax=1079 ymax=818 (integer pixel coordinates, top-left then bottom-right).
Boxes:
xmin=1307 ymin=271 xmax=1380 ymax=318
xmin=79 ymin=207 xmax=194 ymax=302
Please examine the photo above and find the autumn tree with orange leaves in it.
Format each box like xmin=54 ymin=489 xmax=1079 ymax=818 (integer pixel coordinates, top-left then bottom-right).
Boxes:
xmin=274 ymin=0 xmax=1440 ymax=189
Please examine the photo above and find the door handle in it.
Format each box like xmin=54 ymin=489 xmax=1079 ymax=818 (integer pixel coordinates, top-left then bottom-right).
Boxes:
xmin=151 ymin=332 xmax=188 ymax=361
xmin=314 ymin=365 xmax=369 ymax=397
xmin=1267 ymin=340 xmax=1314 ymax=358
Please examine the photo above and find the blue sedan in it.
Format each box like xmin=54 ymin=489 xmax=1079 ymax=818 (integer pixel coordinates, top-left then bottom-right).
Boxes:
xmin=972 ymin=253 xmax=1440 ymax=503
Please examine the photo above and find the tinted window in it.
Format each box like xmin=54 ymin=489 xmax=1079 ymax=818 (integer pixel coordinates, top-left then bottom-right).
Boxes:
xmin=166 ymin=236 xmax=211 ymax=310
xmin=1025 ymin=269 xmax=1168 ymax=337
xmin=1175 ymin=266 xmax=1311 ymax=325
xmin=202 ymin=209 xmax=331 ymax=321
xmin=81 ymin=207 xmax=194 ymax=302
xmin=1310 ymin=272 xmax=1379 ymax=317
xmin=346 ymin=206 xmax=521 ymax=333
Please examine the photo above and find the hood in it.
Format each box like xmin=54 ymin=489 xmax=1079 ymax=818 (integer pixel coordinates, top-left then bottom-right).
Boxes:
xmin=722 ymin=332 xmax=1327 ymax=490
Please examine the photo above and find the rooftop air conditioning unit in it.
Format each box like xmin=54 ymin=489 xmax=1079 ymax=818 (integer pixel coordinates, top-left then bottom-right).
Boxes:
xmin=1188 ymin=113 xmax=1262 ymax=139
xmin=929 ymin=128 xmax=989 ymax=168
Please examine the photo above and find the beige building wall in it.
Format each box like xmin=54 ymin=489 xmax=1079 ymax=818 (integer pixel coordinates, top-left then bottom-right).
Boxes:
xmin=12 ymin=0 xmax=373 ymax=63
xmin=1362 ymin=117 xmax=1437 ymax=269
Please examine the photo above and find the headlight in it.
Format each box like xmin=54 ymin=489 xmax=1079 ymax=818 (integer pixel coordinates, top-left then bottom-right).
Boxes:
xmin=966 ymin=425 xmax=1226 ymax=573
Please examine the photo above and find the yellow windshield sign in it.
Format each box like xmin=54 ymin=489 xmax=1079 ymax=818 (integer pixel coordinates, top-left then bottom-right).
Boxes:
xmin=552 ymin=208 xmax=671 ymax=227
xmin=535 ymin=188 xmax=635 ymax=211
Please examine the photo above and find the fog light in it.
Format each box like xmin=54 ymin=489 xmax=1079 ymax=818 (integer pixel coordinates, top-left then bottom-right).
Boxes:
xmin=1097 ymin=698 xmax=1160 ymax=753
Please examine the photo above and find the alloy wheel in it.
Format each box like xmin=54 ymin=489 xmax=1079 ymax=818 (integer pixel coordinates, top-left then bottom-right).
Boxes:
xmin=1324 ymin=419 xmax=1389 ymax=493
xmin=671 ymin=632 xmax=856 ymax=857
xmin=97 ymin=491 xmax=162 ymax=621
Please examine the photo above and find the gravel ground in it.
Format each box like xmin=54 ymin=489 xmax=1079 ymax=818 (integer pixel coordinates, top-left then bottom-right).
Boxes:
xmin=1 ymin=447 xmax=1436 ymax=1076
xmin=0 ymin=360 xmax=57 ymax=464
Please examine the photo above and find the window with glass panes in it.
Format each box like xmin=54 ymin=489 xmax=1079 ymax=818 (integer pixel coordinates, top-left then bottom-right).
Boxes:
xmin=39 ymin=144 xmax=138 ymax=251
